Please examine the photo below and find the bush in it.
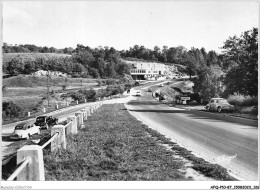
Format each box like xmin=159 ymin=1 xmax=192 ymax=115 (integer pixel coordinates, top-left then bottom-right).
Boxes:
xmin=67 ymin=91 xmax=85 ymax=101
xmin=2 ymin=101 xmax=22 ymax=119
xmin=106 ymin=79 xmax=116 ymax=86
xmin=227 ymin=94 xmax=258 ymax=107
xmin=79 ymin=89 xmax=96 ymax=101
xmin=242 ymin=96 xmax=258 ymax=106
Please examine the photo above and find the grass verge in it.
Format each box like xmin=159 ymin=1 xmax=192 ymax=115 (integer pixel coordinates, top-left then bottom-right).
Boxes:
xmin=42 ymin=103 xmax=236 ymax=181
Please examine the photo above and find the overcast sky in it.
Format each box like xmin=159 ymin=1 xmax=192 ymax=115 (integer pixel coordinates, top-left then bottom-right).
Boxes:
xmin=2 ymin=0 xmax=259 ymax=52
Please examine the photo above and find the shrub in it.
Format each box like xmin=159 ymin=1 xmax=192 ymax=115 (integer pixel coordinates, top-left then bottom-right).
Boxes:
xmin=2 ymin=101 xmax=22 ymax=119
xmin=227 ymin=94 xmax=258 ymax=107
xmin=106 ymin=79 xmax=116 ymax=86
xmin=79 ymin=89 xmax=96 ymax=101
xmin=242 ymin=96 xmax=258 ymax=106
xmin=66 ymin=91 xmax=85 ymax=101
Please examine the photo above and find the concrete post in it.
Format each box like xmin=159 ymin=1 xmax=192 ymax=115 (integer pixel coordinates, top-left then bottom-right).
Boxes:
xmin=76 ymin=100 xmax=78 ymax=105
xmin=81 ymin=109 xmax=87 ymax=120
xmin=67 ymin=116 xmax=77 ymax=134
xmin=66 ymin=101 xmax=69 ymax=106
xmin=55 ymin=104 xmax=59 ymax=109
xmin=84 ymin=99 xmax=87 ymax=103
xmin=28 ymin=112 xmax=30 ymax=117
xmin=43 ymin=108 xmax=46 ymax=113
xmin=85 ymin=107 xmax=91 ymax=116
xmin=51 ymin=125 xmax=66 ymax=151
xmin=75 ymin=112 xmax=83 ymax=126
xmin=17 ymin=145 xmax=45 ymax=181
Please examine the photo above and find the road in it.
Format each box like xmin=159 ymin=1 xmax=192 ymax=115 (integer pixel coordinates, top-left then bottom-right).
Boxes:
xmin=125 ymin=86 xmax=258 ymax=180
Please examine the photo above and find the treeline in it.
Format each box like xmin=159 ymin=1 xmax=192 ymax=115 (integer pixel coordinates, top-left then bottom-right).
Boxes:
xmin=121 ymin=28 xmax=258 ymax=99
xmin=2 ymin=27 xmax=258 ymax=99
xmin=2 ymin=43 xmax=74 ymax=54
xmin=2 ymin=44 xmax=131 ymax=79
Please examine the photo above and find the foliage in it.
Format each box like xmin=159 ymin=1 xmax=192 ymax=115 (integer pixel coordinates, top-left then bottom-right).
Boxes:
xmin=222 ymin=28 xmax=258 ymax=96
xmin=2 ymin=101 xmax=22 ymax=118
xmin=64 ymin=91 xmax=85 ymax=101
xmin=227 ymin=94 xmax=258 ymax=107
xmin=193 ymin=65 xmax=224 ymax=101
xmin=6 ymin=57 xmax=25 ymax=75
xmin=79 ymin=89 xmax=97 ymax=101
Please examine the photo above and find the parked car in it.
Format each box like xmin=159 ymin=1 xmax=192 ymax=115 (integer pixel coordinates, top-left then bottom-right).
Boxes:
xmin=160 ymin=84 xmax=164 ymax=87
xmin=10 ymin=122 xmax=40 ymax=140
xmin=205 ymin=98 xmax=235 ymax=113
xmin=34 ymin=115 xmax=58 ymax=129
xmin=135 ymin=90 xmax=141 ymax=96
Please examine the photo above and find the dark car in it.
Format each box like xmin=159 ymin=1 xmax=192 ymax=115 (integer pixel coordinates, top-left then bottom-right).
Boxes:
xmin=34 ymin=115 xmax=58 ymax=129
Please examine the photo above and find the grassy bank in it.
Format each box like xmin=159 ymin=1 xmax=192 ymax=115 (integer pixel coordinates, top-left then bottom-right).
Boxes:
xmin=43 ymin=103 xmax=236 ymax=181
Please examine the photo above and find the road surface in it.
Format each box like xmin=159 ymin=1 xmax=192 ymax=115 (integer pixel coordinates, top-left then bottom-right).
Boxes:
xmin=125 ymin=87 xmax=258 ymax=180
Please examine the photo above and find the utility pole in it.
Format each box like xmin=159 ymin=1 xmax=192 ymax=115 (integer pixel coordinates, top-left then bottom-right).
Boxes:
xmin=47 ymin=70 xmax=50 ymax=107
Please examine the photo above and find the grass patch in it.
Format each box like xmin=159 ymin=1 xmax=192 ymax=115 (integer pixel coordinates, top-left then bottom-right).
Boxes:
xmin=43 ymin=104 xmax=186 ymax=180
xmin=43 ymin=103 xmax=236 ymax=181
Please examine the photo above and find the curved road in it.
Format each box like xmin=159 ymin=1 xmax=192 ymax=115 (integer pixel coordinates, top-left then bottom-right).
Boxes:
xmin=125 ymin=87 xmax=258 ymax=180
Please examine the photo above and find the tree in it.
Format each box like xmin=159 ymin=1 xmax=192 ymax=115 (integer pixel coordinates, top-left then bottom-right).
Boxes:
xmin=6 ymin=57 xmax=25 ymax=75
xmin=182 ymin=52 xmax=199 ymax=79
xmin=106 ymin=61 xmax=117 ymax=78
xmin=88 ymin=67 xmax=100 ymax=78
xmin=115 ymin=62 xmax=130 ymax=77
xmin=193 ymin=65 xmax=224 ymax=101
xmin=222 ymin=28 xmax=258 ymax=96
xmin=2 ymin=101 xmax=22 ymax=118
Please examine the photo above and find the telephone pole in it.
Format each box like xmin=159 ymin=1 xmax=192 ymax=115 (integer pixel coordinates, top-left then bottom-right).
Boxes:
xmin=47 ymin=70 xmax=50 ymax=107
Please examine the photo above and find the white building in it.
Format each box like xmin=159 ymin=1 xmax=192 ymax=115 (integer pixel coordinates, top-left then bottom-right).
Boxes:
xmin=126 ymin=60 xmax=168 ymax=80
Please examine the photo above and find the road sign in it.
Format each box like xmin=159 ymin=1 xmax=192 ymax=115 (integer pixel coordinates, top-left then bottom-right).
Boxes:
xmin=181 ymin=97 xmax=190 ymax=100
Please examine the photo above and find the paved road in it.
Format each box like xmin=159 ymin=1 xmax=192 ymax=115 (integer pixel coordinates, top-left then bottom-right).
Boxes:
xmin=125 ymin=87 xmax=258 ymax=180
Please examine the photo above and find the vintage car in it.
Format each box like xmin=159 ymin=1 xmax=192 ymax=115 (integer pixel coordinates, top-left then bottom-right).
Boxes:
xmin=205 ymin=98 xmax=235 ymax=113
xmin=34 ymin=115 xmax=58 ymax=129
xmin=10 ymin=122 xmax=40 ymax=140
xmin=135 ymin=90 xmax=141 ymax=96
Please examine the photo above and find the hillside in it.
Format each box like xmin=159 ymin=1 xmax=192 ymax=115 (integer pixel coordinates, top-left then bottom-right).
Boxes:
xmin=2 ymin=53 xmax=71 ymax=64
xmin=3 ymin=75 xmax=96 ymax=87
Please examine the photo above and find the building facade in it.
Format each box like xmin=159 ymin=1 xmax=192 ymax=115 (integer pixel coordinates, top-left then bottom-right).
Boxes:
xmin=127 ymin=61 xmax=167 ymax=80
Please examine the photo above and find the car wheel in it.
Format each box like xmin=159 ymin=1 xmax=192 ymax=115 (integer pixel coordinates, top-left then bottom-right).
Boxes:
xmin=205 ymin=105 xmax=210 ymax=111
xmin=217 ymin=107 xmax=222 ymax=113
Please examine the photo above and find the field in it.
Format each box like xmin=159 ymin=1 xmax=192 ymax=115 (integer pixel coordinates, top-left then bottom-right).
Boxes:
xmin=43 ymin=103 xmax=235 ymax=181
xmin=2 ymin=75 xmax=98 ymax=123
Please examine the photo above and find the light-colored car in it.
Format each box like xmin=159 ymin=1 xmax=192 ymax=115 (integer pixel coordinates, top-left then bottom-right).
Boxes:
xmin=205 ymin=98 xmax=235 ymax=113
xmin=136 ymin=90 xmax=141 ymax=96
xmin=10 ymin=122 xmax=40 ymax=140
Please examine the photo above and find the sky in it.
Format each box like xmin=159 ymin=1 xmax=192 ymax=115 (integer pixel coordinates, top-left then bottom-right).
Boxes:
xmin=2 ymin=0 xmax=259 ymax=53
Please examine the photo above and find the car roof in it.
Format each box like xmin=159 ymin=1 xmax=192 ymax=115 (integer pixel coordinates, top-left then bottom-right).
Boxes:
xmin=16 ymin=121 xmax=35 ymax=127
xmin=37 ymin=115 xmax=48 ymax=118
